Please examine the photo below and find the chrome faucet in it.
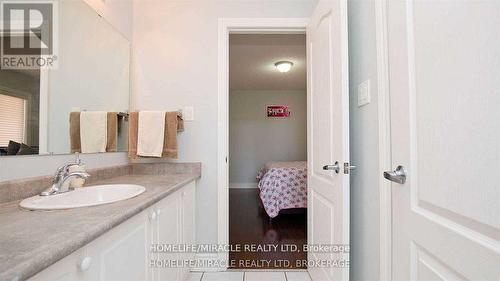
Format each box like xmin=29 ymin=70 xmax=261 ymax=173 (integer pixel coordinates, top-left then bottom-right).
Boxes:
xmin=40 ymin=158 xmax=90 ymax=196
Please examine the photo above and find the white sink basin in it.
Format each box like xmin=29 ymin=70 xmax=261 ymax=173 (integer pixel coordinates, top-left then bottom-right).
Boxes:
xmin=20 ymin=184 xmax=146 ymax=210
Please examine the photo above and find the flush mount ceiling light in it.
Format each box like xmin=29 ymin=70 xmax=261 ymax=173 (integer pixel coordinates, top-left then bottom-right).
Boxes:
xmin=274 ymin=61 xmax=293 ymax=73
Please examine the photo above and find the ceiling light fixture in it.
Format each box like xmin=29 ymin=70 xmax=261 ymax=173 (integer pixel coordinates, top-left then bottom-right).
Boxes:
xmin=274 ymin=61 xmax=293 ymax=73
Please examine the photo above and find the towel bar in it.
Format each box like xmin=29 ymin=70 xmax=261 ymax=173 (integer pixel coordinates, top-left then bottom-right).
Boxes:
xmin=117 ymin=110 xmax=183 ymax=119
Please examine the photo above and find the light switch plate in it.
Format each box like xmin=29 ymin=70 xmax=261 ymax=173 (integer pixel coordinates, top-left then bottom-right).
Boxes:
xmin=357 ymin=79 xmax=371 ymax=107
xmin=183 ymin=106 xmax=194 ymax=121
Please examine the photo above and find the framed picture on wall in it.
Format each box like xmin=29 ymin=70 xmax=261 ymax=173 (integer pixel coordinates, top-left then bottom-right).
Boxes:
xmin=267 ymin=105 xmax=290 ymax=118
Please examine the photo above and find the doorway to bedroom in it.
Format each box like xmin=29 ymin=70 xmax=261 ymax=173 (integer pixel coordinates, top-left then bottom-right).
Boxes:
xmin=228 ymin=33 xmax=308 ymax=269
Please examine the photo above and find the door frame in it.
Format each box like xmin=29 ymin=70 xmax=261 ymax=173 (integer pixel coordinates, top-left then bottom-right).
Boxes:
xmin=217 ymin=17 xmax=309 ymax=269
xmin=375 ymin=0 xmax=393 ymax=279
xmin=216 ymin=13 xmax=393 ymax=278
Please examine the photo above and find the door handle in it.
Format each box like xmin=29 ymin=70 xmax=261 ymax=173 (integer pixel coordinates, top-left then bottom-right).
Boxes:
xmin=383 ymin=166 xmax=407 ymax=184
xmin=323 ymin=161 xmax=340 ymax=173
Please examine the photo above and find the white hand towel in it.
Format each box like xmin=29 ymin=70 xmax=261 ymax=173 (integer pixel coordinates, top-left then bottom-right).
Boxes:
xmin=80 ymin=111 xmax=107 ymax=153
xmin=137 ymin=111 xmax=165 ymax=157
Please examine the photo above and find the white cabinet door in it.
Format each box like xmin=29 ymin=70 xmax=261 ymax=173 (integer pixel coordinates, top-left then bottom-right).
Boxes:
xmin=153 ymin=190 xmax=181 ymax=281
xmin=84 ymin=210 xmax=151 ymax=281
xmin=181 ymin=182 xmax=195 ymax=247
xmin=180 ymin=182 xmax=196 ymax=280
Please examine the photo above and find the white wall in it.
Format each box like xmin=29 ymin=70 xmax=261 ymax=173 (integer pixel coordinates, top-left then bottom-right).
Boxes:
xmin=0 ymin=0 xmax=133 ymax=182
xmin=348 ymin=0 xmax=380 ymax=280
xmin=83 ymin=0 xmax=133 ymax=40
xmin=132 ymin=0 xmax=317 ymax=244
xmin=229 ymin=90 xmax=307 ymax=186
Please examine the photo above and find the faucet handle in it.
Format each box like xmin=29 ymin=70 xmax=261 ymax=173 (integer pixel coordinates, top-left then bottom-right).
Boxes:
xmin=54 ymin=163 xmax=70 ymax=176
xmin=54 ymin=162 xmax=80 ymax=179
xmin=53 ymin=165 xmax=66 ymax=179
xmin=52 ymin=154 xmax=85 ymax=184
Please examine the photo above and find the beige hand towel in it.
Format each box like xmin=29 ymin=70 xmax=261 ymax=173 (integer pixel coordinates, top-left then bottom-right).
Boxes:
xmin=80 ymin=111 xmax=107 ymax=153
xmin=106 ymin=112 xmax=118 ymax=152
xmin=163 ymin=111 xmax=179 ymax=158
xmin=128 ymin=112 xmax=139 ymax=158
xmin=128 ymin=111 xmax=183 ymax=159
xmin=137 ymin=111 xmax=165 ymax=157
xmin=69 ymin=112 xmax=81 ymax=153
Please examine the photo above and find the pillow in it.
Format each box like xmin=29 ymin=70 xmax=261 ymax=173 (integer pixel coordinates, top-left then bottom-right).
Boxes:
xmin=17 ymin=143 xmax=36 ymax=155
xmin=7 ymin=140 xmax=21 ymax=155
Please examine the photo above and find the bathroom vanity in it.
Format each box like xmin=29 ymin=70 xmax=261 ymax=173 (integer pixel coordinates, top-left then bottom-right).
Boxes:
xmin=30 ymin=181 xmax=195 ymax=281
xmin=0 ymin=163 xmax=200 ymax=281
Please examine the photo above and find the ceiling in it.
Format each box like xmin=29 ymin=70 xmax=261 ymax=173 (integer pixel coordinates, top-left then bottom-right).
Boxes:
xmin=229 ymin=34 xmax=306 ymax=91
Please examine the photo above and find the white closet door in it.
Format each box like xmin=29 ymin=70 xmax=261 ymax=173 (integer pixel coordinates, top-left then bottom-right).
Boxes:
xmin=386 ymin=0 xmax=500 ymax=279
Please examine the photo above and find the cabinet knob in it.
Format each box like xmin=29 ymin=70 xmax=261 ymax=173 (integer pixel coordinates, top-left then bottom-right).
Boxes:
xmin=79 ymin=257 xmax=92 ymax=271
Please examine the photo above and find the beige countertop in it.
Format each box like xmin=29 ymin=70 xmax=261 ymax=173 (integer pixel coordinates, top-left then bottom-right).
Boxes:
xmin=0 ymin=171 xmax=200 ymax=281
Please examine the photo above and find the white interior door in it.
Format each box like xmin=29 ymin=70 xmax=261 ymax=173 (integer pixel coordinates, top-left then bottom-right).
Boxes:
xmin=386 ymin=0 xmax=500 ymax=280
xmin=307 ymin=0 xmax=349 ymax=280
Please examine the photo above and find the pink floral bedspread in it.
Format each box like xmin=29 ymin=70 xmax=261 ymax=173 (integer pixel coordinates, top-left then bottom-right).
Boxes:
xmin=257 ymin=161 xmax=307 ymax=218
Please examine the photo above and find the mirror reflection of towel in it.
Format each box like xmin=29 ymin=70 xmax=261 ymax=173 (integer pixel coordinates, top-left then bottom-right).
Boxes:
xmin=80 ymin=111 xmax=107 ymax=153
xmin=128 ymin=112 xmax=139 ymax=158
xmin=106 ymin=112 xmax=118 ymax=152
xmin=70 ymin=112 xmax=118 ymax=153
xmin=137 ymin=111 xmax=165 ymax=157
xmin=69 ymin=112 xmax=81 ymax=153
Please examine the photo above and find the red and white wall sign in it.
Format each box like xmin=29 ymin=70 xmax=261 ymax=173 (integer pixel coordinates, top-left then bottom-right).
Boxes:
xmin=267 ymin=105 xmax=290 ymax=118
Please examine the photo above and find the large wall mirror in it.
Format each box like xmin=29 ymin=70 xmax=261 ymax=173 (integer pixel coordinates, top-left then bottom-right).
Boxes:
xmin=0 ymin=0 xmax=130 ymax=156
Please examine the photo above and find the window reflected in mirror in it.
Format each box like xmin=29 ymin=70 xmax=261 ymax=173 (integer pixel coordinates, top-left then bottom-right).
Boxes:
xmin=0 ymin=67 xmax=40 ymax=156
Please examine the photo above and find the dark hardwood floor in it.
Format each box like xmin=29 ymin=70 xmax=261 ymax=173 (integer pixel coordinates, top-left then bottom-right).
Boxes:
xmin=229 ymin=188 xmax=307 ymax=269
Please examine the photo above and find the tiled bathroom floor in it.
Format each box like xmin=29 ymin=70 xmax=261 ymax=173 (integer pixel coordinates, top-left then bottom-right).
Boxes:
xmin=187 ymin=271 xmax=312 ymax=281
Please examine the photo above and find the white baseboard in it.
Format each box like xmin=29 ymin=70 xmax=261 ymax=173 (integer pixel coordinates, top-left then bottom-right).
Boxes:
xmin=190 ymin=253 xmax=226 ymax=272
xmin=229 ymin=182 xmax=257 ymax=189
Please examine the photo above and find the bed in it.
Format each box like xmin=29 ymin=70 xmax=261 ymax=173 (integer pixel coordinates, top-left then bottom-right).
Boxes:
xmin=256 ymin=161 xmax=307 ymax=218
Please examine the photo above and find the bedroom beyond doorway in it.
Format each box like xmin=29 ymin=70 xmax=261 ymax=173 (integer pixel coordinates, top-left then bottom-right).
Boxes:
xmin=228 ymin=33 xmax=308 ymax=269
